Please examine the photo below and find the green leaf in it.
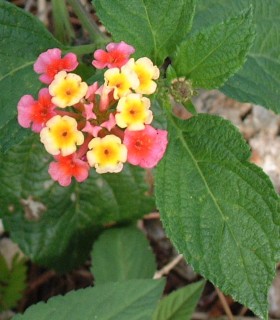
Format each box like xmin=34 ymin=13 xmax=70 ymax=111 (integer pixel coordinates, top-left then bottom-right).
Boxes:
xmin=0 ymin=254 xmax=27 ymax=312
xmin=192 ymin=0 xmax=280 ymax=113
xmin=155 ymin=114 xmax=280 ymax=319
xmin=0 ymin=1 xmax=61 ymax=153
xmin=91 ymin=226 xmax=156 ymax=284
xmin=153 ymin=280 xmax=204 ymax=320
xmin=0 ymin=135 xmax=154 ymax=272
xmin=173 ymin=8 xmax=255 ymax=89
xmin=151 ymin=98 xmax=167 ymax=130
xmin=93 ymin=0 xmax=196 ymax=64
xmin=13 ymin=279 xmax=165 ymax=320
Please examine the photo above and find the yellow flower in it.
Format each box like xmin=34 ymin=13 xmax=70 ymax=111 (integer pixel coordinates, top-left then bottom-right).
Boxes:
xmin=115 ymin=93 xmax=153 ymax=130
xmin=49 ymin=71 xmax=88 ymax=108
xmin=104 ymin=67 xmax=139 ymax=99
xmin=123 ymin=58 xmax=160 ymax=95
xmin=87 ymin=135 xmax=127 ymax=173
xmin=40 ymin=115 xmax=84 ymax=156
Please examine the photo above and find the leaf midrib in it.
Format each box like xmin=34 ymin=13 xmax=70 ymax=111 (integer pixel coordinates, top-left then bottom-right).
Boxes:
xmin=0 ymin=61 xmax=34 ymax=82
xmin=140 ymin=0 xmax=157 ymax=59
xmin=169 ymin=116 xmax=263 ymax=313
xmin=186 ymin=14 xmax=248 ymax=75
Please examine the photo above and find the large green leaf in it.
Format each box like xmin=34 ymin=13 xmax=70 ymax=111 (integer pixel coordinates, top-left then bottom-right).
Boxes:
xmin=13 ymin=279 xmax=165 ymax=320
xmin=155 ymin=114 xmax=280 ymax=319
xmin=173 ymin=8 xmax=255 ymax=89
xmin=91 ymin=226 xmax=156 ymax=284
xmin=0 ymin=135 xmax=154 ymax=272
xmin=192 ymin=0 xmax=280 ymax=113
xmin=0 ymin=1 xmax=61 ymax=152
xmin=153 ymin=280 xmax=204 ymax=320
xmin=93 ymin=0 xmax=196 ymax=64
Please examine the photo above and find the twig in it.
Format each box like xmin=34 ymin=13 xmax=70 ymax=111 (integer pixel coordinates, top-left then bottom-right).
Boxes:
xmin=24 ymin=0 xmax=34 ymax=11
xmin=27 ymin=270 xmax=56 ymax=293
xmin=37 ymin=0 xmax=48 ymax=25
xmin=153 ymin=254 xmax=183 ymax=279
xmin=215 ymin=287 xmax=235 ymax=320
xmin=238 ymin=306 xmax=248 ymax=316
xmin=143 ymin=212 xmax=160 ymax=220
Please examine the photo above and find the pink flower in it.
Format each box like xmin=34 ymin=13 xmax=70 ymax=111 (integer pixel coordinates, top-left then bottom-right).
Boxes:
xmin=83 ymin=103 xmax=96 ymax=120
xmin=82 ymin=121 xmax=102 ymax=137
xmin=48 ymin=153 xmax=90 ymax=187
xmin=92 ymin=41 xmax=135 ymax=69
xmin=85 ymin=82 xmax=99 ymax=101
xmin=17 ymin=88 xmax=56 ymax=133
xmin=95 ymin=85 xmax=114 ymax=112
xmin=34 ymin=48 xmax=78 ymax=84
xmin=101 ymin=113 xmax=116 ymax=131
xmin=123 ymin=125 xmax=168 ymax=168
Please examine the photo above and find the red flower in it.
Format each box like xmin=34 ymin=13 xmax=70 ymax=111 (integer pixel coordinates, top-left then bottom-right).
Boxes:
xmin=123 ymin=125 xmax=168 ymax=168
xmin=48 ymin=153 xmax=90 ymax=187
xmin=17 ymin=88 xmax=56 ymax=133
xmin=34 ymin=48 xmax=78 ymax=84
xmin=92 ymin=41 xmax=135 ymax=69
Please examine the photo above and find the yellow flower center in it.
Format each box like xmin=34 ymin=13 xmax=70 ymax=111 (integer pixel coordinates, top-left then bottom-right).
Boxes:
xmin=49 ymin=71 xmax=88 ymax=108
xmin=115 ymin=94 xmax=152 ymax=130
xmin=87 ymin=135 xmax=127 ymax=173
xmin=134 ymin=64 xmax=152 ymax=90
xmin=40 ymin=115 xmax=84 ymax=156
xmin=104 ymin=68 xmax=139 ymax=99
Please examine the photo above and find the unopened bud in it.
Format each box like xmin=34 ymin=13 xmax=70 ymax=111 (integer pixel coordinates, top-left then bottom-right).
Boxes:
xmin=170 ymin=77 xmax=194 ymax=103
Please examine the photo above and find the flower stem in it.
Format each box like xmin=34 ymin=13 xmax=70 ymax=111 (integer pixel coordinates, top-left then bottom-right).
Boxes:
xmin=63 ymin=43 xmax=99 ymax=55
xmin=55 ymin=110 xmax=80 ymax=119
xmin=76 ymin=134 xmax=93 ymax=158
xmin=111 ymin=126 xmax=124 ymax=140
xmin=67 ymin=0 xmax=109 ymax=43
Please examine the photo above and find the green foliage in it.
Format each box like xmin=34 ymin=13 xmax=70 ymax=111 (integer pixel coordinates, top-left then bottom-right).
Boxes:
xmin=151 ymin=98 xmax=167 ymax=130
xmin=155 ymin=114 xmax=280 ymax=319
xmin=0 ymin=0 xmax=279 ymax=318
xmin=0 ymin=254 xmax=27 ymax=312
xmin=13 ymin=279 xmax=165 ymax=320
xmin=153 ymin=280 xmax=205 ymax=320
xmin=173 ymin=8 xmax=255 ymax=89
xmin=192 ymin=0 xmax=280 ymax=113
xmin=93 ymin=0 xmax=196 ymax=64
xmin=0 ymin=135 xmax=154 ymax=272
xmin=0 ymin=1 xmax=61 ymax=152
xmin=91 ymin=226 xmax=156 ymax=284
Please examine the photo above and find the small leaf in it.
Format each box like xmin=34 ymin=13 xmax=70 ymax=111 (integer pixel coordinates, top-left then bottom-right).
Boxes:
xmin=13 ymin=279 xmax=165 ymax=320
xmin=155 ymin=114 xmax=280 ymax=319
xmin=173 ymin=8 xmax=255 ymax=89
xmin=0 ymin=1 xmax=62 ymax=152
xmin=153 ymin=280 xmax=205 ymax=320
xmin=0 ymin=135 xmax=154 ymax=272
xmin=93 ymin=0 xmax=196 ymax=64
xmin=0 ymin=254 xmax=27 ymax=312
xmin=91 ymin=226 xmax=156 ymax=284
xmin=192 ymin=0 xmax=280 ymax=113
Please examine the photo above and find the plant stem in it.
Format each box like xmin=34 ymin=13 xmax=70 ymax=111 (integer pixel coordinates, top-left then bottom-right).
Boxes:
xmin=67 ymin=0 xmax=109 ymax=43
xmin=63 ymin=43 xmax=99 ymax=55
xmin=51 ymin=0 xmax=75 ymax=45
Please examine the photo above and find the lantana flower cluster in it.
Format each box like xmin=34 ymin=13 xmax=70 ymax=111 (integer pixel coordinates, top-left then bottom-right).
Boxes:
xmin=17 ymin=42 xmax=168 ymax=186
